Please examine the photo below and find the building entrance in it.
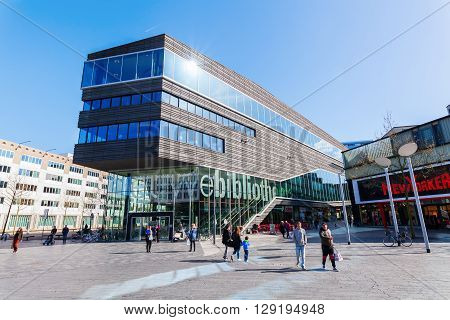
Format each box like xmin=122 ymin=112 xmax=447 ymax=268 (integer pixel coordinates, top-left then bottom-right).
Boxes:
xmin=128 ymin=212 xmax=173 ymax=241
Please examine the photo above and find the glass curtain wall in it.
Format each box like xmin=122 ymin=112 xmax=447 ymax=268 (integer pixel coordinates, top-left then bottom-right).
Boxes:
xmin=104 ymin=167 xmax=348 ymax=240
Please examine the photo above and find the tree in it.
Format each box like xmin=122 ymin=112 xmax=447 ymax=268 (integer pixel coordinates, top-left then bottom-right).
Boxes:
xmin=1 ymin=174 xmax=31 ymax=237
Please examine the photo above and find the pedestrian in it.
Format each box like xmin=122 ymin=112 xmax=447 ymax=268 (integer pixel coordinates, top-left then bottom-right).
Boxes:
xmin=320 ymin=223 xmax=338 ymax=272
xmin=231 ymin=226 xmax=242 ymax=261
xmin=145 ymin=226 xmax=153 ymax=253
xmin=156 ymin=225 xmax=160 ymax=243
xmin=83 ymin=224 xmax=90 ymax=235
xmin=48 ymin=225 xmax=57 ymax=245
xmin=221 ymin=223 xmax=233 ymax=261
xmin=284 ymin=221 xmax=291 ymax=239
xmin=62 ymin=225 xmax=69 ymax=244
xmin=11 ymin=227 xmax=23 ymax=253
xmin=188 ymin=223 xmax=199 ymax=252
xmin=293 ymin=222 xmax=307 ymax=270
xmin=279 ymin=221 xmax=286 ymax=238
xmin=242 ymin=236 xmax=250 ymax=263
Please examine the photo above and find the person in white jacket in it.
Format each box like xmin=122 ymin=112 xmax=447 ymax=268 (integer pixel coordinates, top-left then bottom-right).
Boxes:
xmin=292 ymin=222 xmax=308 ymax=270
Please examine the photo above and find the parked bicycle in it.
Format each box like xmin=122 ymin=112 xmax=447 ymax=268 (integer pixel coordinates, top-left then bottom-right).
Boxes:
xmin=82 ymin=232 xmax=100 ymax=243
xmin=383 ymin=228 xmax=412 ymax=247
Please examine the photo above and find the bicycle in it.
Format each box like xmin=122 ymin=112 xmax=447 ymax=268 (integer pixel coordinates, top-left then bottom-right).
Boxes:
xmin=382 ymin=228 xmax=412 ymax=247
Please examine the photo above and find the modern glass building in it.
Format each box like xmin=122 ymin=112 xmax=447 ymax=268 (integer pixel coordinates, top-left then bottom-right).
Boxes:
xmin=74 ymin=34 xmax=348 ymax=240
xmin=343 ymin=115 xmax=450 ymax=229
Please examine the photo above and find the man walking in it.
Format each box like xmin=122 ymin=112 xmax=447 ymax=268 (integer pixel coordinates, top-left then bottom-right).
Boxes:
xmin=62 ymin=225 xmax=69 ymax=244
xmin=188 ymin=223 xmax=198 ymax=252
xmin=293 ymin=222 xmax=307 ymax=270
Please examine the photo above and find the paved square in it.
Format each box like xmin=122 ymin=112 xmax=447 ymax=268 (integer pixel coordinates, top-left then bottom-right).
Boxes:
xmin=1 ymin=228 xmax=449 ymax=300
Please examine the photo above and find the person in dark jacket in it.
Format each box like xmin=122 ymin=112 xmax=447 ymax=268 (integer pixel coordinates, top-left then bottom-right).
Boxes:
xmin=231 ymin=226 xmax=242 ymax=262
xmin=11 ymin=228 xmax=23 ymax=253
xmin=320 ymin=223 xmax=338 ymax=271
xmin=279 ymin=221 xmax=286 ymax=238
xmin=284 ymin=221 xmax=291 ymax=239
xmin=62 ymin=225 xmax=69 ymax=244
xmin=188 ymin=224 xmax=199 ymax=252
xmin=222 ymin=223 xmax=232 ymax=261
xmin=145 ymin=226 xmax=153 ymax=253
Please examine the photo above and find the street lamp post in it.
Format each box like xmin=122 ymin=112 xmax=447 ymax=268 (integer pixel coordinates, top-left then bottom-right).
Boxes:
xmin=375 ymin=157 xmax=400 ymax=246
xmin=329 ymin=162 xmax=351 ymax=245
xmin=398 ymin=142 xmax=431 ymax=253
xmin=337 ymin=172 xmax=351 ymax=245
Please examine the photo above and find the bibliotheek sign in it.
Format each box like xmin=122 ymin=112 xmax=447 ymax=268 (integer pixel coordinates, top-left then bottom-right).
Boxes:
xmin=355 ymin=163 xmax=450 ymax=203
xmin=200 ymin=169 xmax=276 ymax=201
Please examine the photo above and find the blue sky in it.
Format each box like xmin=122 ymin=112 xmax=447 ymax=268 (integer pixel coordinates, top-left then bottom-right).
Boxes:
xmin=1 ymin=0 xmax=449 ymax=153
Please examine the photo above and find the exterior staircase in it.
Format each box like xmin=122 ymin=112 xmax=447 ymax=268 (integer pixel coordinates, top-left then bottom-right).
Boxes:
xmin=242 ymin=197 xmax=282 ymax=232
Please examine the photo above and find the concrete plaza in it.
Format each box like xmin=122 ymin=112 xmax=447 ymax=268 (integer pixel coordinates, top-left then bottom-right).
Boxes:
xmin=0 ymin=227 xmax=449 ymax=300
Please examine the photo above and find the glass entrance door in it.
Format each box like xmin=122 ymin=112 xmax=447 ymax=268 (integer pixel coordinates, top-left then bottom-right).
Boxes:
xmin=130 ymin=215 xmax=171 ymax=241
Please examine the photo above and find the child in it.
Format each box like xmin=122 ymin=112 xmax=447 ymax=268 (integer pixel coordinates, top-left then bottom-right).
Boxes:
xmin=242 ymin=236 xmax=250 ymax=263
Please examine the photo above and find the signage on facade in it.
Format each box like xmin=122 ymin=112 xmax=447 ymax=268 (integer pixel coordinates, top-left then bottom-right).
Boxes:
xmin=200 ymin=169 xmax=277 ymax=201
xmin=354 ymin=163 xmax=450 ymax=203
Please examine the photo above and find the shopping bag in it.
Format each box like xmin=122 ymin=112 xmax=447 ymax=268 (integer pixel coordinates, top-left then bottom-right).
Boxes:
xmin=334 ymin=249 xmax=343 ymax=261
xmin=186 ymin=238 xmax=190 ymax=246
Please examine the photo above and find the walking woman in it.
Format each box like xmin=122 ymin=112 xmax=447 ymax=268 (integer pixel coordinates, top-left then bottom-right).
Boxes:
xmin=145 ymin=226 xmax=153 ymax=253
xmin=221 ymin=223 xmax=232 ymax=261
xmin=231 ymin=226 xmax=242 ymax=261
xmin=12 ymin=227 xmax=23 ymax=253
xmin=319 ymin=223 xmax=338 ymax=272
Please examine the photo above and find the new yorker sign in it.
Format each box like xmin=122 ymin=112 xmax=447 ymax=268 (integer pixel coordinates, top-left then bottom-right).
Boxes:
xmin=355 ymin=163 xmax=450 ymax=203
xmin=200 ymin=169 xmax=277 ymax=201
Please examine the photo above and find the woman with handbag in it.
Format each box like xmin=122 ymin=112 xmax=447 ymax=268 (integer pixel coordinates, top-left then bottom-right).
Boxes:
xmin=319 ymin=223 xmax=338 ymax=272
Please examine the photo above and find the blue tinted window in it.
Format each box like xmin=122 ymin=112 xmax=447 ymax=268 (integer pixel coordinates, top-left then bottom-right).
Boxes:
xmin=163 ymin=50 xmax=175 ymax=78
xmin=211 ymin=136 xmax=218 ymax=151
xmin=111 ymin=97 xmax=121 ymax=107
xmin=81 ymin=61 xmax=94 ymax=87
xmin=202 ymin=109 xmax=210 ymax=120
xmin=235 ymin=123 xmax=242 ymax=133
xmin=152 ymin=49 xmax=163 ymax=76
xmin=198 ymin=68 xmax=209 ymax=96
xmin=83 ymin=101 xmax=92 ymax=111
xmin=246 ymin=128 xmax=254 ymax=137
xmin=202 ymin=134 xmax=211 ymax=149
xmin=121 ymin=54 xmax=137 ymax=81
xmin=160 ymin=120 xmax=169 ymax=138
xmin=187 ymin=129 xmax=195 ymax=145
xmin=137 ymin=51 xmax=152 ymax=78
xmin=195 ymin=106 xmax=203 ymax=117
xmin=107 ymin=125 xmax=118 ymax=141
xmin=223 ymin=117 xmax=229 ymax=127
xmin=106 ymin=56 xmax=122 ymax=83
xmin=139 ymin=121 xmax=151 ymax=138
xmin=188 ymin=103 xmax=196 ymax=113
xmin=217 ymin=139 xmax=224 ymax=153
xmin=101 ymin=98 xmax=111 ymax=109
xmin=142 ymin=93 xmax=152 ymax=103
xmin=118 ymin=124 xmax=128 ymax=140
xmin=179 ymin=99 xmax=188 ymax=110
xmin=97 ymin=126 xmax=107 ymax=142
xmin=78 ymin=128 xmax=87 ymax=144
xmin=178 ymin=126 xmax=187 ymax=143
xmin=92 ymin=100 xmax=101 ymax=110
xmin=216 ymin=115 xmax=223 ymax=125
xmin=131 ymin=94 xmax=141 ymax=105
xmin=92 ymin=59 xmax=108 ymax=85
xmin=153 ymin=91 xmax=162 ymax=102
xmin=150 ymin=120 xmax=160 ymax=137
xmin=169 ymin=95 xmax=178 ymax=107
xmin=168 ymin=123 xmax=178 ymax=141
xmin=209 ymin=112 xmax=217 ymax=123
xmin=161 ymin=92 xmax=170 ymax=104
xmin=128 ymin=122 xmax=139 ymax=139
xmin=228 ymin=120 xmax=235 ymax=130
xmin=195 ymin=131 xmax=202 ymax=147
xmin=87 ymin=127 xmax=98 ymax=143
xmin=121 ymin=96 xmax=131 ymax=106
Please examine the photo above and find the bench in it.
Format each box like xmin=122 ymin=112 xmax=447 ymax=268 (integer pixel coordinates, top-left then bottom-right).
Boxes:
xmin=23 ymin=235 xmax=35 ymax=241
